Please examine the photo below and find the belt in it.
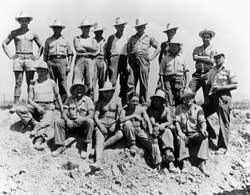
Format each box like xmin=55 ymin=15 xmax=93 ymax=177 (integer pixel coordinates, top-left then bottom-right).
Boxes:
xmin=16 ymin=52 xmax=33 ymax=55
xmin=35 ymin=101 xmax=54 ymax=104
xmin=76 ymin=54 xmax=95 ymax=59
xmin=48 ymin=55 xmax=67 ymax=59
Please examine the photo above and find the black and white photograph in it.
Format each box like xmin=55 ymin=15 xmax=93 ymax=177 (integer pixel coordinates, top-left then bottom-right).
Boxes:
xmin=0 ymin=0 xmax=249 ymax=194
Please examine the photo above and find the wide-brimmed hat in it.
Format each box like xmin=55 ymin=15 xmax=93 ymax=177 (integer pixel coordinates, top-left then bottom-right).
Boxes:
xmin=113 ymin=17 xmax=127 ymax=26
xmin=15 ymin=11 xmax=33 ymax=22
xmin=99 ymin=80 xmax=115 ymax=91
xmin=78 ymin=19 xmax=94 ymax=28
xmin=35 ymin=61 xmax=49 ymax=70
xmin=49 ymin=19 xmax=65 ymax=29
xmin=180 ymin=88 xmax=196 ymax=100
xmin=163 ymin=23 xmax=178 ymax=33
xmin=70 ymin=81 xmax=87 ymax=95
xmin=134 ymin=18 xmax=148 ymax=27
xmin=199 ymin=29 xmax=216 ymax=38
xmin=93 ymin=22 xmax=104 ymax=32
xmin=150 ymin=89 xmax=166 ymax=102
xmin=214 ymin=51 xmax=225 ymax=58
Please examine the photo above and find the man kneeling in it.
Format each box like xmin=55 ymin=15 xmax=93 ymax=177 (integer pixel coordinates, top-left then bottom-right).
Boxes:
xmin=175 ymin=88 xmax=210 ymax=176
xmin=52 ymin=82 xmax=94 ymax=159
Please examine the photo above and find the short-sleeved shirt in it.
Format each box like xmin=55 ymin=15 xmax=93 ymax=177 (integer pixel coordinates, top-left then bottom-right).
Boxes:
xmin=64 ymin=95 xmax=94 ymax=119
xmin=73 ymin=36 xmax=98 ymax=55
xmin=207 ymin=65 xmax=237 ymax=95
xmin=127 ymin=33 xmax=158 ymax=58
xmin=44 ymin=35 xmax=73 ymax=57
xmin=159 ymin=53 xmax=187 ymax=76
xmin=193 ymin=44 xmax=216 ymax=71
xmin=95 ymin=38 xmax=106 ymax=56
xmin=175 ymin=104 xmax=206 ymax=134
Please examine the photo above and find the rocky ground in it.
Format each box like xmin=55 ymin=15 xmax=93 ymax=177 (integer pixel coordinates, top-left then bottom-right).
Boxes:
xmin=0 ymin=108 xmax=250 ymax=195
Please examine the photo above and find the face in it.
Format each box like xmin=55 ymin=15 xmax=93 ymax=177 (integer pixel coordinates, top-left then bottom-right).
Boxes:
xmin=115 ymin=24 xmax=125 ymax=33
xmin=214 ymin=54 xmax=225 ymax=65
xmin=18 ymin=18 xmax=30 ymax=26
xmin=129 ymin=96 xmax=139 ymax=107
xmin=135 ymin=25 xmax=146 ymax=35
xmin=73 ymin=85 xmax=85 ymax=98
xmin=102 ymin=90 xmax=114 ymax=99
xmin=202 ymin=33 xmax=212 ymax=45
xmin=166 ymin=29 xmax=176 ymax=40
xmin=80 ymin=26 xmax=91 ymax=34
xmin=151 ymin=97 xmax=164 ymax=108
xmin=94 ymin=30 xmax=103 ymax=37
xmin=183 ymin=96 xmax=194 ymax=107
xmin=52 ymin=26 xmax=63 ymax=34
xmin=169 ymin=43 xmax=180 ymax=54
xmin=36 ymin=68 xmax=48 ymax=78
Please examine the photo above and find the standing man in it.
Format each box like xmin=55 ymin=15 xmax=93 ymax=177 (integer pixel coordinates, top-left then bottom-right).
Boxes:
xmin=189 ymin=29 xmax=217 ymax=103
xmin=127 ymin=18 xmax=160 ymax=104
xmin=44 ymin=19 xmax=73 ymax=102
xmin=93 ymin=22 xmax=106 ymax=100
xmin=2 ymin=11 xmax=43 ymax=112
xmin=158 ymin=38 xmax=189 ymax=107
xmin=73 ymin=19 xmax=98 ymax=98
xmin=203 ymin=51 xmax=237 ymax=154
xmin=105 ymin=17 xmax=129 ymax=105
xmin=175 ymin=88 xmax=209 ymax=176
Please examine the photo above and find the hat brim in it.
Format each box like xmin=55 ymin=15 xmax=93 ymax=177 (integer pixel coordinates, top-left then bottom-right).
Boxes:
xmin=35 ymin=67 xmax=49 ymax=70
xmin=15 ymin=17 xmax=33 ymax=22
xmin=199 ymin=30 xmax=215 ymax=38
xmin=70 ymin=84 xmax=87 ymax=94
xmin=99 ymin=87 xmax=115 ymax=92
xmin=150 ymin=95 xmax=166 ymax=102
xmin=163 ymin=27 xmax=178 ymax=33
xmin=214 ymin=53 xmax=225 ymax=58
xmin=180 ymin=92 xmax=195 ymax=99
xmin=78 ymin=25 xmax=94 ymax=28
xmin=94 ymin=28 xmax=104 ymax=32
xmin=50 ymin=25 xmax=66 ymax=29
xmin=113 ymin=22 xmax=127 ymax=26
xmin=134 ymin=23 xmax=148 ymax=28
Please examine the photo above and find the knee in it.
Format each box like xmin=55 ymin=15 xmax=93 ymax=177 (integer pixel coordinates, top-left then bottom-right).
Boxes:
xmin=16 ymin=105 xmax=26 ymax=114
xmin=116 ymin=130 xmax=124 ymax=139
xmin=124 ymin=120 xmax=133 ymax=129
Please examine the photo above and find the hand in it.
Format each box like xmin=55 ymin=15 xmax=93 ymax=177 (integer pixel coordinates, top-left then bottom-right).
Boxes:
xmin=158 ymin=124 xmax=165 ymax=131
xmin=211 ymin=85 xmax=220 ymax=93
xmin=179 ymin=132 xmax=187 ymax=141
xmin=100 ymin=126 xmax=108 ymax=135
xmin=66 ymin=66 xmax=71 ymax=76
xmin=133 ymin=114 xmax=141 ymax=121
xmin=37 ymin=106 xmax=45 ymax=115
xmin=10 ymin=54 xmax=18 ymax=60
xmin=200 ymin=129 xmax=208 ymax=138
xmin=152 ymin=128 xmax=160 ymax=138
xmin=31 ymin=55 xmax=39 ymax=61
xmin=74 ymin=117 xmax=85 ymax=124
xmin=66 ymin=119 xmax=74 ymax=129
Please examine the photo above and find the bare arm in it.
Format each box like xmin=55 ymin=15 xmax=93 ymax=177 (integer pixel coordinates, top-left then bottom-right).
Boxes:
xmin=33 ymin=33 xmax=43 ymax=58
xmin=150 ymin=41 xmax=160 ymax=61
xmin=52 ymin=81 xmax=64 ymax=113
xmin=2 ymin=32 xmax=15 ymax=59
xmin=27 ymin=83 xmax=43 ymax=111
xmin=142 ymin=108 xmax=153 ymax=134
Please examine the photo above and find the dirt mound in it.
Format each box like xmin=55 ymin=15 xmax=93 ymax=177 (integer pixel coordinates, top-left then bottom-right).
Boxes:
xmin=0 ymin=109 xmax=250 ymax=195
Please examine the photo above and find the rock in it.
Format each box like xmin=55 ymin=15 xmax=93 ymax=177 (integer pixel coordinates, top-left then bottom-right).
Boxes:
xmin=62 ymin=161 xmax=79 ymax=170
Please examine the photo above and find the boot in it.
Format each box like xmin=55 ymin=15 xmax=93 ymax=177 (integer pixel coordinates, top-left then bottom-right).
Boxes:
xmin=182 ymin=159 xmax=191 ymax=173
xmin=168 ymin=162 xmax=180 ymax=174
xmin=129 ymin=144 xmax=137 ymax=156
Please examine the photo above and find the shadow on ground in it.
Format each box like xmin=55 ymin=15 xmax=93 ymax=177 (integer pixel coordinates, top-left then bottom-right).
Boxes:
xmin=214 ymin=187 xmax=250 ymax=195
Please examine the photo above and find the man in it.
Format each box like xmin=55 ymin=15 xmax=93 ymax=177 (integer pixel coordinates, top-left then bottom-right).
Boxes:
xmin=16 ymin=61 xmax=63 ymax=150
xmin=105 ymin=17 xmax=129 ymax=105
xmin=127 ymin=18 xmax=160 ymax=104
xmin=73 ymin=19 xmax=98 ymax=98
xmin=158 ymin=37 xmax=189 ymax=107
xmin=93 ymin=80 xmax=124 ymax=169
xmin=189 ymin=29 xmax=217 ymax=103
xmin=122 ymin=92 xmax=162 ymax=167
xmin=44 ymin=19 xmax=73 ymax=102
xmin=147 ymin=89 xmax=178 ymax=173
xmin=2 ymin=11 xmax=43 ymax=112
xmin=158 ymin=24 xmax=178 ymax=64
xmin=175 ymin=88 xmax=209 ymax=176
xmin=203 ymin=51 xmax=237 ymax=154
xmin=52 ymin=82 xmax=94 ymax=159
xmin=93 ymin=22 xmax=106 ymax=101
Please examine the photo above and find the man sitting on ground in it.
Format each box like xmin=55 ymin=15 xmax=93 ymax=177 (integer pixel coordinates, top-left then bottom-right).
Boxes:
xmin=175 ymin=88 xmax=210 ymax=176
xmin=16 ymin=61 xmax=63 ymax=150
xmin=52 ymin=82 xmax=94 ymax=159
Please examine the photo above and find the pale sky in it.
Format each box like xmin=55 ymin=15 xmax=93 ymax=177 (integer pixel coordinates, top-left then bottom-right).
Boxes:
xmin=0 ymin=0 xmax=249 ymax=101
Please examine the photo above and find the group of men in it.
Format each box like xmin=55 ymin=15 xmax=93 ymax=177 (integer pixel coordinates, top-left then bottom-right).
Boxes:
xmin=2 ymin=12 xmax=238 ymax=175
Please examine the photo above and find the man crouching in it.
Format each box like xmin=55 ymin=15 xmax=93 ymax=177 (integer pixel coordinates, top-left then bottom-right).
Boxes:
xmin=16 ymin=61 xmax=63 ymax=150
xmin=52 ymin=82 xmax=94 ymax=159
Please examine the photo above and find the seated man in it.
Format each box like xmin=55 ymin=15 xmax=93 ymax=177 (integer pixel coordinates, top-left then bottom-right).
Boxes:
xmin=93 ymin=80 xmax=124 ymax=169
xmin=121 ymin=92 xmax=162 ymax=167
xmin=147 ymin=89 xmax=178 ymax=173
xmin=52 ymin=82 xmax=94 ymax=159
xmin=175 ymin=88 xmax=209 ymax=176
xmin=16 ymin=61 xmax=63 ymax=150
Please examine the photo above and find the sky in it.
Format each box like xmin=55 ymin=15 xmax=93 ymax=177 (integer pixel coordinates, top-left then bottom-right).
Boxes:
xmin=0 ymin=0 xmax=249 ymax=102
